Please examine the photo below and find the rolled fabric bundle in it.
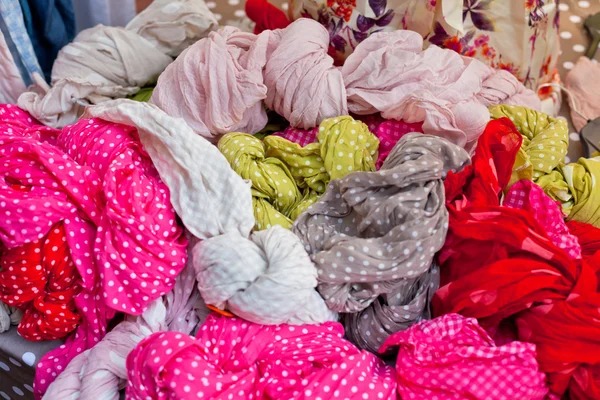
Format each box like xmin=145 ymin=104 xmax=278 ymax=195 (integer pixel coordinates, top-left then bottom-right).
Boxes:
xmin=218 ymin=132 xmax=301 ymax=230
xmin=435 ymin=117 xmax=600 ymax=397
xmin=126 ymin=314 xmax=397 ymax=400
xmin=504 ymin=180 xmax=581 ymax=260
xmin=0 ymin=301 xmax=23 ymax=333
xmin=489 ymin=105 xmax=569 ymax=185
xmin=476 ymin=69 xmax=542 ymax=110
xmin=150 ymin=26 xmax=270 ymax=142
xmin=536 ymin=157 xmax=600 ymax=228
xmin=294 ymin=133 xmax=469 ymax=350
xmin=380 ymin=314 xmax=548 ymax=400
xmin=57 ymin=116 xmax=188 ymax=315
xmin=43 ymin=248 xmax=210 ymax=400
xmin=194 ymin=226 xmax=336 ymax=325
xmin=342 ymin=30 xmax=539 ymax=151
xmin=18 ymin=0 xmax=218 ymax=128
xmin=263 ymin=19 xmax=347 ymax=129
xmin=83 ymin=100 xmax=331 ymax=324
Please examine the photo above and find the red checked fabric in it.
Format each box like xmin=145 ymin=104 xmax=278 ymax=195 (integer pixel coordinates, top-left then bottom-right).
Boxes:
xmin=380 ymin=314 xmax=547 ymax=400
xmin=434 ymin=118 xmax=600 ymax=398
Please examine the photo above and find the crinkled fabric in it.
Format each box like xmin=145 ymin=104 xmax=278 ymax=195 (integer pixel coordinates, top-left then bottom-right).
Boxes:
xmin=294 ymin=133 xmax=469 ymax=352
xmin=380 ymin=314 xmax=548 ymax=400
xmin=57 ymin=116 xmax=188 ymax=315
xmin=193 ymin=225 xmax=336 ymax=325
xmin=0 ymin=104 xmax=108 ymax=397
xmin=43 ymin=249 xmax=210 ymax=400
xmin=342 ymin=30 xmax=539 ymax=151
xmin=489 ymin=105 xmax=569 ymax=185
xmin=221 ymin=116 xmax=379 ymax=230
xmin=568 ymin=221 xmax=600 ymax=259
xmin=0 ymin=29 xmax=26 ymax=103
xmin=537 ymin=157 xmax=600 ymax=228
xmin=126 ymin=314 xmax=397 ymax=400
xmin=150 ymin=26 xmax=270 ymax=143
xmin=434 ymin=118 xmax=600 ymax=398
xmin=0 ymin=301 xmax=22 ymax=333
xmin=565 ymin=56 xmax=600 ymax=132
xmin=263 ymin=19 xmax=347 ymax=130
xmin=18 ymin=0 xmax=218 ymax=128
xmin=504 ymin=180 xmax=581 ymax=260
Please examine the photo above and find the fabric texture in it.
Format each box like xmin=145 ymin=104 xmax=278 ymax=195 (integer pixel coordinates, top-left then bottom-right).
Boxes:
xmin=504 ymin=180 xmax=581 ymax=260
xmin=18 ymin=0 xmax=218 ymax=128
xmin=193 ymin=225 xmax=337 ymax=325
xmin=43 ymin=252 xmax=209 ymax=400
xmin=19 ymin=0 xmax=76 ymax=82
xmin=271 ymin=125 xmax=318 ymax=147
xmin=294 ymin=133 xmax=469 ymax=352
xmin=342 ymin=29 xmax=540 ymax=151
xmin=0 ymin=301 xmax=22 ymax=333
xmin=126 ymin=314 xmax=397 ymax=400
xmin=223 ymin=116 xmax=379 ymax=230
xmin=434 ymin=117 xmax=600 ymax=398
xmin=0 ymin=0 xmax=43 ymax=86
xmin=489 ymin=105 xmax=569 ymax=185
xmin=289 ymin=0 xmax=560 ymax=94
xmin=380 ymin=314 xmax=548 ymax=400
xmin=0 ymin=29 xmax=26 ymax=103
xmin=245 ymin=0 xmax=290 ymax=34
xmin=565 ymin=56 xmax=600 ymax=132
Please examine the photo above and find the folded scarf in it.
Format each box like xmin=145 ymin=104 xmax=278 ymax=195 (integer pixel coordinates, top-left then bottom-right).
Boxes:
xmin=152 ymin=19 xmax=537 ymax=148
xmin=84 ymin=99 xmax=334 ymax=325
xmin=489 ymin=105 xmax=569 ymax=186
xmin=126 ymin=314 xmax=397 ymax=399
xmin=294 ymin=133 xmax=469 ymax=352
xmin=18 ymin=0 xmax=217 ymax=128
xmin=434 ymin=117 xmax=600 ymax=398
xmin=380 ymin=314 xmax=548 ymax=400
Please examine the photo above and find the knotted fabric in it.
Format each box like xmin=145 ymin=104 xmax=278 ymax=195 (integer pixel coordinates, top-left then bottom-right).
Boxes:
xmin=0 ymin=301 xmax=22 ymax=333
xmin=84 ymin=100 xmax=333 ymax=325
xmin=126 ymin=314 xmax=397 ymax=400
xmin=489 ymin=105 xmax=569 ymax=185
xmin=294 ymin=133 xmax=469 ymax=351
xmin=194 ymin=226 xmax=336 ymax=325
xmin=380 ymin=314 xmax=548 ymax=400
xmin=222 ymin=116 xmax=378 ymax=229
xmin=537 ymin=157 xmax=600 ymax=228
xmin=342 ymin=30 xmax=540 ymax=151
xmin=18 ymin=0 xmax=218 ymax=128
xmin=43 ymin=249 xmax=209 ymax=400
xmin=434 ymin=118 xmax=600 ymax=398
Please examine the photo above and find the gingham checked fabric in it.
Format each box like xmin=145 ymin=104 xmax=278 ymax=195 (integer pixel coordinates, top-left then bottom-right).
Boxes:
xmin=504 ymin=180 xmax=582 ymax=259
xmin=271 ymin=125 xmax=319 ymax=147
xmin=84 ymin=99 xmax=255 ymax=240
xmin=0 ymin=0 xmax=42 ymax=86
xmin=380 ymin=314 xmax=548 ymax=400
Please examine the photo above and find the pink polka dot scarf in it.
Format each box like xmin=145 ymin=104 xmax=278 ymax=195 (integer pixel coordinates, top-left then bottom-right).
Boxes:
xmin=503 ymin=180 xmax=582 ymax=260
xmin=126 ymin=314 xmax=397 ymax=399
xmin=380 ymin=314 xmax=548 ymax=400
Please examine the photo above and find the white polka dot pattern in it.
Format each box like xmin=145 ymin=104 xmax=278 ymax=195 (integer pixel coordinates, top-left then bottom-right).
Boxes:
xmin=126 ymin=314 xmax=397 ymax=399
xmin=293 ymin=133 xmax=469 ymax=345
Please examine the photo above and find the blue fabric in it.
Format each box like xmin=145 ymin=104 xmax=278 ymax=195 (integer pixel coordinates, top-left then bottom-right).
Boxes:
xmin=0 ymin=0 xmax=42 ymax=86
xmin=19 ymin=0 xmax=75 ymax=82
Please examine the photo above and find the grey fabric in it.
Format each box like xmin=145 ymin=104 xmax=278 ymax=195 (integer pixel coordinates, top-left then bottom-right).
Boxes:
xmin=293 ymin=133 xmax=469 ymax=351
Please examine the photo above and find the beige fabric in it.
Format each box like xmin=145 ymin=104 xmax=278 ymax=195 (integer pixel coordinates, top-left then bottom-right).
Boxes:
xmin=18 ymin=0 xmax=217 ymax=128
xmin=0 ymin=30 xmax=26 ymax=104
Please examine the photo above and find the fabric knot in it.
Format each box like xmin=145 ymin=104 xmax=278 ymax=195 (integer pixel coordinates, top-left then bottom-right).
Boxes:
xmin=193 ymin=226 xmax=336 ymax=325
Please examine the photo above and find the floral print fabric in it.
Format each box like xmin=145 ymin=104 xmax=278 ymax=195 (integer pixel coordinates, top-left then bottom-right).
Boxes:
xmin=290 ymin=0 xmax=560 ymax=92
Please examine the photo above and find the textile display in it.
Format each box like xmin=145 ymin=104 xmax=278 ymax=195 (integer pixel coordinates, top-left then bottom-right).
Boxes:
xmin=17 ymin=0 xmax=218 ymax=128
xmin=434 ymin=117 xmax=600 ymax=398
xmin=294 ymin=133 xmax=469 ymax=352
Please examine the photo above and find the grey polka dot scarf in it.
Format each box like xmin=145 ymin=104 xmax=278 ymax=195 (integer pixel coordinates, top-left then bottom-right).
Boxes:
xmin=293 ymin=133 xmax=469 ymax=351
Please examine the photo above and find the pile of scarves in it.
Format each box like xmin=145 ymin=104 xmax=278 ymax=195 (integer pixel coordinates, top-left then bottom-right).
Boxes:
xmin=1 ymin=7 xmax=600 ymax=400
